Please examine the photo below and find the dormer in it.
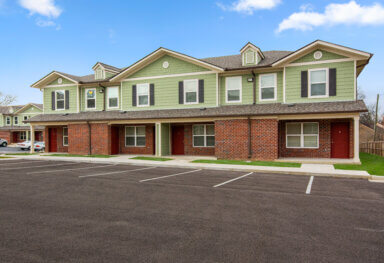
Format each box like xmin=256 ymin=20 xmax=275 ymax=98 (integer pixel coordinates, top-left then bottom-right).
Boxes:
xmin=93 ymin=64 xmax=106 ymax=80
xmin=240 ymin=42 xmax=265 ymax=66
xmin=92 ymin=62 xmax=121 ymax=80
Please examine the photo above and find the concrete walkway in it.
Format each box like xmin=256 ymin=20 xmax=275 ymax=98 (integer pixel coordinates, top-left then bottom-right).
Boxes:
xmin=1 ymin=153 xmax=375 ymax=180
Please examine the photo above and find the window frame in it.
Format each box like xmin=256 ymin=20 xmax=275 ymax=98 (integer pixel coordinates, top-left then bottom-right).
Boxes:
xmin=286 ymin=122 xmax=319 ymax=149
xmin=23 ymin=115 xmax=28 ymax=121
xmin=259 ymin=73 xmax=277 ymax=102
xmin=308 ymin=68 xmax=329 ymax=99
xmin=192 ymin=124 xmax=215 ymax=148
xmin=245 ymin=51 xmax=255 ymax=64
xmin=14 ymin=116 xmax=19 ymax=125
xmin=125 ymin=126 xmax=146 ymax=147
xmin=85 ymin=88 xmax=97 ymax=110
xmin=225 ymin=76 xmax=242 ymax=103
xmin=55 ymin=90 xmax=66 ymax=111
xmin=5 ymin=116 xmax=11 ymax=126
xmin=20 ymin=131 xmax=26 ymax=141
xmin=107 ymin=86 xmax=119 ymax=109
xmin=63 ymin=127 xmax=68 ymax=146
xmin=136 ymin=83 xmax=150 ymax=107
xmin=183 ymin=79 xmax=199 ymax=105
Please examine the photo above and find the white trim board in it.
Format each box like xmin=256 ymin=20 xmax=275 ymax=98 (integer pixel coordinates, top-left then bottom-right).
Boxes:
xmin=286 ymin=58 xmax=354 ymax=67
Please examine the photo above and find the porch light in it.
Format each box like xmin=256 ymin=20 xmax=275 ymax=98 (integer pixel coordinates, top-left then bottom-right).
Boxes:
xmin=247 ymin=78 xmax=254 ymax=82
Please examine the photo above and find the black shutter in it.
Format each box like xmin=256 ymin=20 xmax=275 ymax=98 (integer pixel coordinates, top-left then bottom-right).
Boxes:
xmin=329 ymin=68 xmax=337 ymax=96
xmin=198 ymin=79 xmax=204 ymax=103
xmin=150 ymin=84 xmax=155 ymax=106
xmin=301 ymin=71 xmax=308 ymax=98
xmin=65 ymin=90 xmax=70 ymax=109
xmin=132 ymin=85 xmax=137 ymax=106
xmin=178 ymin=81 xmax=184 ymax=104
xmin=51 ymin=91 xmax=55 ymax=110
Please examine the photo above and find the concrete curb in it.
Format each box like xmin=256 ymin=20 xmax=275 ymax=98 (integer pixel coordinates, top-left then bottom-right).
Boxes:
xmin=369 ymin=175 xmax=384 ymax=183
xmin=2 ymin=155 xmax=371 ymax=180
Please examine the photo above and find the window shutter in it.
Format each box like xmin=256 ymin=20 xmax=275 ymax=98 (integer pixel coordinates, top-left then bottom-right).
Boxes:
xmin=301 ymin=71 xmax=308 ymax=98
xmin=329 ymin=68 xmax=337 ymax=96
xmin=51 ymin=91 xmax=55 ymax=110
xmin=178 ymin=81 xmax=184 ymax=104
xmin=65 ymin=90 xmax=70 ymax=109
xmin=132 ymin=85 xmax=137 ymax=106
xmin=198 ymin=79 xmax=204 ymax=103
xmin=150 ymin=84 xmax=155 ymax=106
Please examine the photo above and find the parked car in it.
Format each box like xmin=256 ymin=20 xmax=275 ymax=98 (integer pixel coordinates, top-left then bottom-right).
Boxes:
xmin=18 ymin=141 xmax=45 ymax=152
xmin=34 ymin=141 xmax=45 ymax=152
xmin=0 ymin=138 xmax=8 ymax=147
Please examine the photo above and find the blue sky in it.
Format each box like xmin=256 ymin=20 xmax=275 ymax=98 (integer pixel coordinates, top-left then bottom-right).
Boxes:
xmin=0 ymin=0 xmax=383 ymax=111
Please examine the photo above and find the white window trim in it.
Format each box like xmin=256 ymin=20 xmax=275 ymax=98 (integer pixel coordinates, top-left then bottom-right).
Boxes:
xmin=85 ymin=88 xmax=97 ymax=110
xmin=14 ymin=116 xmax=19 ymax=125
xmin=63 ymin=127 xmax=68 ymax=146
xmin=225 ymin=76 xmax=242 ymax=103
xmin=125 ymin=126 xmax=146 ymax=147
xmin=107 ymin=86 xmax=119 ymax=109
xmin=20 ymin=131 xmax=26 ymax=140
xmin=259 ymin=73 xmax=277 ymax=102
xmin=5 ymin=116 xmax=11 ymax=126
xmin=308 ymin=68 xmax=329 ymax=99
xmin=286 ymin=122 xmax=319 ymax=149
xmin=136 ymin=83 xmax=150 ymax=107
xmin=55 ymin=90 xmax=66 ymax=111
xmin=192 ymin=124 xmax=215 ymax=148
xmin=183 ymin=79 xmax=199 ymax=105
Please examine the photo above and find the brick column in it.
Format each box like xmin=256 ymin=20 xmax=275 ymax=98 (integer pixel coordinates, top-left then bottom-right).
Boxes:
xmin=251 ymin=119 xmax=278 ymax=160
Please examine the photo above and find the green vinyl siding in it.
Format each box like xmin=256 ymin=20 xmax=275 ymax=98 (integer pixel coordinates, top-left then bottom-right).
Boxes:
xmin=122 ymin=73 xmax=216 ymax=110
xmin=128 ymin=55 xmax=209 ymax=79
xmin=292 ymin=49 xmax=347 ymax=64
xmin=48 ymin=77 xmax=76 ymax=86
xmin=285 ymin=61 xmax=355 ymax=103
xmin=0 ymin=115 xmax=3 ymax=126
xmin=43 ymin=86 xmax=78 ymax=113
xmin=161 ymin=123 xmax=170 ymax=156
xmin=105 ymin=71 xmax=115 ymax=79
xmin=20 ymin=105 xmax=41 ymax=114
xmin=80 ymin=86 xmax=105 ymax=111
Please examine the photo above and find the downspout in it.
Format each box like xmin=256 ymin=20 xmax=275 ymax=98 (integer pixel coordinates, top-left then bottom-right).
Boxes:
xmin=252 ymin=71 xmax=256 ymax=105
xmin=248 ymin=116 xmax=252 ymax=159
xmin=87 ymin=121 xmax=91 ymax=155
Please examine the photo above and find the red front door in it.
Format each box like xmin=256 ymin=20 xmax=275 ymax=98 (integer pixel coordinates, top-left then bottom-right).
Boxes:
xmin=111 ymin=126 xmax=119 ymax=155
xmin=172 ymin=126 xmax=184 ymax=155
xmin=48 ymin=128 xmax=57 ymax=152
xmin=12 ymin=132 xmax=18 ymax=143
xmin=331 ymin=123 xmax=350 ymax=158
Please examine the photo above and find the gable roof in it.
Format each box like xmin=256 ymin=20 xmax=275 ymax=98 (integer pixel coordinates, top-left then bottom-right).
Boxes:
xmin=14 ymin=103 xmax=43 ymax=114
xmin=92 ymin=62 xmax=122 ymax=73
xmin=240 ymin=42 xmax=265 ymax=59
xmin=0 ymin=103 xmax=42 ymax=115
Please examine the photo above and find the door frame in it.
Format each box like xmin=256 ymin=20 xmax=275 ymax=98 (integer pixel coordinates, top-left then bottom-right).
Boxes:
xmin=171 ymin=125 xmax=185 ymax=155
xmin=110 ymin=126 xmax=120 ymax=155
xmin=48 ymin=128 xmax=58 ymax=153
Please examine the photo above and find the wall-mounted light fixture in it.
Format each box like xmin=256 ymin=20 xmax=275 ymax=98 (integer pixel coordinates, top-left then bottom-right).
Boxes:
xmin=247 ymin=78 xmax=254 ymax=82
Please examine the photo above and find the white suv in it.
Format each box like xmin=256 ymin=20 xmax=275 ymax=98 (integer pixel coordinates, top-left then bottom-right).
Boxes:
xmin=0 ymin=138 xmax=8 ymax=147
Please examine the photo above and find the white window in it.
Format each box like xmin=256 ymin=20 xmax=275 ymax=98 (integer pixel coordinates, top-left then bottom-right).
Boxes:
xmin=184 ymin=79 xmax=198 ymax=104
xmin=107 ymin=87 xmax=119 ymax=109
xmin=286 ymin=122 xmax=319 ymax=149
xmin=125 ymin=126 xmax=146 ymax=147
xmin=137 ymin=83 xmax=149 ymax=107
xmin=259 ymin=73 xmax=277 ymax=101
xmin=63 ymin=127 xmax=68 ymax=146
xmin=309 ymin=68 xmax=328 ymax=98
xmin=95 ymin=68 xmax=104 ymax=80
xmin=193 ymin=124 xmax=215 ymax=147
xmin=20 ymin=131 xmax=26 ymax=141
xmin=225 ymin=76 xmax=242 ymax=103
xmin=14 ymin=116 xmax=19 ymax=125
xmin=23 ymin=116 xmax=28 ymax=121
xmin=6 ymin=116 xmax=11 ymax=125
xmin=245 ymin=51 xmax=255 ymax=64
xmin=55 ymin=90 xmax=65 ymax=110
xmin=85 ymin=89 xmax=96 ymax=110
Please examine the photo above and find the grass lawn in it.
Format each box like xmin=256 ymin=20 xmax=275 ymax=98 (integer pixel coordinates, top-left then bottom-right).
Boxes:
xmin=5 ymin=153 xmax=39 ymax=156
xmin=131 ymin=156 xmax=173 ymax=161
xmin=192 ymin=159 xmax=301 ymax=168
xmin=46 ymin=154 xmax=115 ymax=158
xmin=334 ymin=153 xmax=384 ymax=176
xmin=0 ymin=156 xmax=14 ymax=159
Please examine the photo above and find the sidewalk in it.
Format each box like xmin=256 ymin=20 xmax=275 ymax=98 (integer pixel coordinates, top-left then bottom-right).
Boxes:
xmin=1 ymin=154 xmax=374 ymax=180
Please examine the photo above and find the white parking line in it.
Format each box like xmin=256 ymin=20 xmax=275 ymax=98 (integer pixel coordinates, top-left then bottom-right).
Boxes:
xmin=140 ymin=169 xmax=202 ymax=183
xmin=306 ymin=176 xmax=314 ymax=195
xmin=0 ymin=160 xmax=48 ymax=166
xmin=213 ymin=172 xmax=254 ymax=188
xmin=28 ymin=164 xmax=117 ymax=174
xmin=2 ymin=162 xmax=76 ymax=171
xmin=79 ymin=166 xmax=157 ymax=178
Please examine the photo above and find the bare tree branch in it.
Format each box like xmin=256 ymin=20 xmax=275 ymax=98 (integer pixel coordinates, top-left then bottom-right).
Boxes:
xmin=0 ymin=92 xmax=16 ymax=106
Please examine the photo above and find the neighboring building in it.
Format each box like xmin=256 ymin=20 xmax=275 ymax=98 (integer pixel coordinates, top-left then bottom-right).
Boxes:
xmin=28 ymin=40 xmax=371 ymax=163
xmin=0 ymin=103 xmax=43 ymax=143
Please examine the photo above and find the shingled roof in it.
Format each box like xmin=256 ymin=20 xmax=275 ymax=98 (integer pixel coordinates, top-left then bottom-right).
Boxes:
xmin=0 ymin=103 xmax=43 ymax=115
xmin=27 ymin=100 xmax=367 ymax=123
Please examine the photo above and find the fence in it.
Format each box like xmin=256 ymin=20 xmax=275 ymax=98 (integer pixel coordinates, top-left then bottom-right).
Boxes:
xmin=360 ymin=141 xmax=384 ymax=157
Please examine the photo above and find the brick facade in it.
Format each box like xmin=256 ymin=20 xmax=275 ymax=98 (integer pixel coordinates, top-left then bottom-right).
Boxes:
xmin=67 ymin=124 xmax=89 ymax=155
xmin=184 ymin=124 xmax=215 ymax=156
xmin=45 ymin=126 xmax=68 ymax=153
xmin=251 ymin=119 xmax=279 ymax=160
xmin=0 ymin=131 xmax=11 ymax=143
xmin=119 ymin=125 xmax=155 ymax=155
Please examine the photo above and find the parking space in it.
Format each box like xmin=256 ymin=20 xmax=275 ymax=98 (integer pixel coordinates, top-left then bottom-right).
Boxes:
xmin=0 ymin=159 xmax=383 ymax=262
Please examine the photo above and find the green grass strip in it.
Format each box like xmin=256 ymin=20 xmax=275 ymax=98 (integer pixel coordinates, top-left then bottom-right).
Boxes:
xmin=192 ymin=159 xmax=301 ymax=168
xmin=5 ymin=153 xmax=39 ymax=156
xmin=46 ymin=154 xmax=115 ymax=158
xmin=0 ymin=156 xmax=14 ymax=159
xmin=334 ymin=153 xmax=384 ymax=176
xmin=131 ymin=156 xmax=173 ymax=162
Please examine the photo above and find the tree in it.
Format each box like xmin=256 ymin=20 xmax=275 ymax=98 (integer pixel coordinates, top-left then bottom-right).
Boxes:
xmin=358 ymin=87 xmax=376 ymax=128
xmin=0 ymin=92 xmax=16 ymax=106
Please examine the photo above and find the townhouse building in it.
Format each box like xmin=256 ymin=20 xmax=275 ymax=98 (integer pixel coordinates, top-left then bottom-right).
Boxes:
xmin=28 ymin=40 xmax=371 ymax=163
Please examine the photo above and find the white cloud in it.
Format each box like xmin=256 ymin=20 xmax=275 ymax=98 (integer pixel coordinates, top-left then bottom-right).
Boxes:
xmin=36 ymin=18 xmax=55 ymax=27
xmin=277 ymin=1 xmax=384 ymax=33
xmin=19 ymin=0 xmax=61 ymax=18
xmin=218 ymin=0 xmax=281 ymax=15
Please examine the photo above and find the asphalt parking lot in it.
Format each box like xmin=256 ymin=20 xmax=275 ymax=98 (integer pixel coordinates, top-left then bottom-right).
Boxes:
xmin=0 ymin=159 xmax=383 ymax=263
xmin=0 ymin=146 xmax=24 ymax=154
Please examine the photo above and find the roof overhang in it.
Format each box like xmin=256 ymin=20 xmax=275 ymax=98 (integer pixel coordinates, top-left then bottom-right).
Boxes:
xmin=13 ymin=103 xmax=42 ymax=114
xmin=31 ymin=71 xmax=78 ymax=89
xmin=110 ymin=47 xmax=224 ymax=82
xmin=272 ymin=40 xmax=373 ymax=67
xmin=240 ymin=42 xmax=265 ymax=59
xmin=92 ymin=62 xmax=120 ymax=74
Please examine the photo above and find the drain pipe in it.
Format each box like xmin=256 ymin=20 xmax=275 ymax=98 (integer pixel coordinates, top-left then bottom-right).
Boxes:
xmin=252 ymin=71 xmax=256 ymax=105
xmin=248 ymin=116 xmax=252 ymax=159
xmin=87 ymin=121 xmax=92 ymax=155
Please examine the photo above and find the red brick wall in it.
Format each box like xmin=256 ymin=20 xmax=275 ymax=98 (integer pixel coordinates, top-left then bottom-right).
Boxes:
xmin=0 ymin=131 xmax=11 ymax=143
xmin=68 ymin=124 xmax=90 ymax=155
xmin=251 ymin=119 xmax=279 ymax=160
xmin=44 ymin=126 xmax=68 ymax=153
xmin=90 ymin=123 xmax=111 ymax=155
xmin=184 ymin=124 xmax=215 ymax=156
xmin=119 ymin=125 xmax=155 ymax=155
